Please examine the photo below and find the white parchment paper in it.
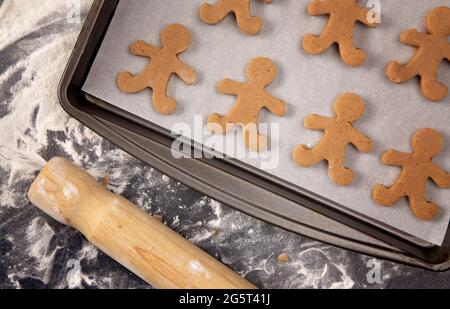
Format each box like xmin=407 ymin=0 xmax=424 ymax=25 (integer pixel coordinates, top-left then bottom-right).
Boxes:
xmin=83 ymin=0 xmax=450 ymax=245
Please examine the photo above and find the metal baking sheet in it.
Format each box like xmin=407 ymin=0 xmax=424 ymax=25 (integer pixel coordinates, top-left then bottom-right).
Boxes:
xmin=82 ymin=0 xmax=450 ymax=246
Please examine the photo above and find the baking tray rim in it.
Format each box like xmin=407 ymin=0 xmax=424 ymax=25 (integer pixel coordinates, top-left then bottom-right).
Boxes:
xmin=57 ymin=0 xmax=450 ymax=271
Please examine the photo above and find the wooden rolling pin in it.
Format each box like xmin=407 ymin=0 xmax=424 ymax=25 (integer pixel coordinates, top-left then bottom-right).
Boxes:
xmin=27 ymin=157 xmax=256 ymax=289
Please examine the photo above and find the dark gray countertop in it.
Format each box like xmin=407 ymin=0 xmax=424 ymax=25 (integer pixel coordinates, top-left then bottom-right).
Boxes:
xmin=1 ymin=0 xmax=450 ymax=289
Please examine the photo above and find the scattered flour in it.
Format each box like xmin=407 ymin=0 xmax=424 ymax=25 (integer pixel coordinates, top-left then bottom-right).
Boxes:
xmin=187 ymin=198 xmax=358 ymax=289
xmin=207 ymin=199 xmax=222 ymax=228
xmin=25 ymin=217 xmax=56 ymax=281
xmin=0 ymin=0 xmax=93 ymax=208
xmin=66 ymin=259 xmax=95 ymax=289
xmin=171 ymin=215 xmax=180 ymax=228
xmin=189 ymin=229 xmax=213 ymax=243
xmin=188 ymin=260 xmax=211 ymax=280
xmin=161 ymin=175 xmax=170 ymax=183
xmin=0 ymin=0 xmax=400 ymax=289
xmin=63 ymin=182 xmax=79 ymax=200
xmin=65 ymin=242 xmax=99 ymax=288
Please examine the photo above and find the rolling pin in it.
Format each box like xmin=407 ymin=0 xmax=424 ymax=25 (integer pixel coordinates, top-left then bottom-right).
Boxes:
xmin=27 ymin=157 xmax=256 ymax=289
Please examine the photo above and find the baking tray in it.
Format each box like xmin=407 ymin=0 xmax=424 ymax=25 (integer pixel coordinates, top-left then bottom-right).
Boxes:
xmin=58 ymin=0 xmax=450 ymax=270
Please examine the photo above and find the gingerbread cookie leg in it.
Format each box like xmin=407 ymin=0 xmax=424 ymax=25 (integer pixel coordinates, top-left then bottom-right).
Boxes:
xmin=292 ymin=145 xmax=324 ymax=167
xmin=234 ymin=5 xmax=263 ymax=36
xmin=409 ymin=194 xmax=439 ymax=221
xmin=303 ymin=32 xmax=335 ymax=55
xmin=328 ymin=155 xmax=354 ymax=186
xmin=117 ymin=73 xmax=148 ymax=94
xmin=151 ymin=76 xmax=176 ymax=115
xmin=338 ymin=37 xmax=366 ymax=67
xmin=372 ymin=184 xmax=404 ymax=207
xmin=243 ymin=124 xmax=267 ymax=152
xmin=385 ymin=62 xmax=417 ymax=84
xmin=420 ymin=73 xmax=448 ymax=102
xmin=207 ymin=114 xmax=234 ymax=134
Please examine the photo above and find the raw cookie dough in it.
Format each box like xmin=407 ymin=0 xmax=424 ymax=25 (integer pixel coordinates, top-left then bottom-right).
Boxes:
xmin=293 ymin=93 xmax=372 ymax=186
xmin=199 ymin=0 xmax=273 ymax=35
xmin=373 ymin=129 xmax=450 ymax=221
xmin=117 ymin=24 xmax=196 ymax=115
xmin=303 ymin=0 xmax=378 ymax=67
xmin=208 ymin=57 xmax=286 ymax=152
xmin=386 ymin=6 xmax=450 ymax=102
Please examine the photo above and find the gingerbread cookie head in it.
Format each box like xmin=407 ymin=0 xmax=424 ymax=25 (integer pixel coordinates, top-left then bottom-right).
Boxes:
xmin=412 ymin=128 xmax=444 ymax=159
xmin=161 ymin=24 xmax=191 ymax=53
xmin=425 ymin=6 xmax=450 ymax=38
xmin=247 ymin=57 xmax=277 ymax=86
xmin=335 ymin=93 xmax=365 ymax=122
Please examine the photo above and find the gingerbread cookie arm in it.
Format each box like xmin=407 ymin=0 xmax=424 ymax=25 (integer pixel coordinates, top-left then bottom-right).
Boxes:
xmin=263 ymin=94 xmax=286 ymax=117
xmin=174 ymin=60 xmax=197 ymax=85
xmin=400 ymin=29 xmax=428 ymax=47
xmin=430 ymin=164 xmax=450 ymax=188
xmin=307 ymin=0 xmax=332 ymax=16
xmin=117 ymin=72 xmax=149 ymax=94
xmin=446 ymin=47 xmax=450 ymax=61
xmin=381 ymin=150 xmax=409 ymax=166
xmin=217 ymin=79 xmax=245 ymax=95
xmin=349 ymin=129 xmax=373 ymax=153
xmin=355 ymin=6 xmax=377 ymax=28
xmin=129 ymin=40 xmax=159 ymax=58
xmin=304 ymin=114 xmax=333 ymax=130
xmin=199 ymin=0 xmax=231 ymax=25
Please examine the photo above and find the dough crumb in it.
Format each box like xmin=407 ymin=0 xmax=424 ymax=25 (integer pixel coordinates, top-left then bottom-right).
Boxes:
xmin=277 ymin=254 xmax=290 ymax=263
xmin=102 ymin=176 xmax=109 ymax=188
xmin=153 ymin=215 xmax=163 ymax=222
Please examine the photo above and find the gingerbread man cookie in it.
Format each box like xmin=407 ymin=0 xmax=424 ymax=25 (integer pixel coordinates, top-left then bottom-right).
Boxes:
xmin=292 ymin=93 xmax=372 ymax=186
xmin=373 ymin=129 xmax=450 ymax=221
xmin=117 ymin=24 xmax=196 ymax=115
xmin=386 ymin=6 xmax=450 ymax=102
xmin=208 ymin=57 xmax=286 ymax=152
xmin=199 ymin=0 xmax=272 ymax=35
xmin=303 ymin=0 xmax=378 ymax=67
